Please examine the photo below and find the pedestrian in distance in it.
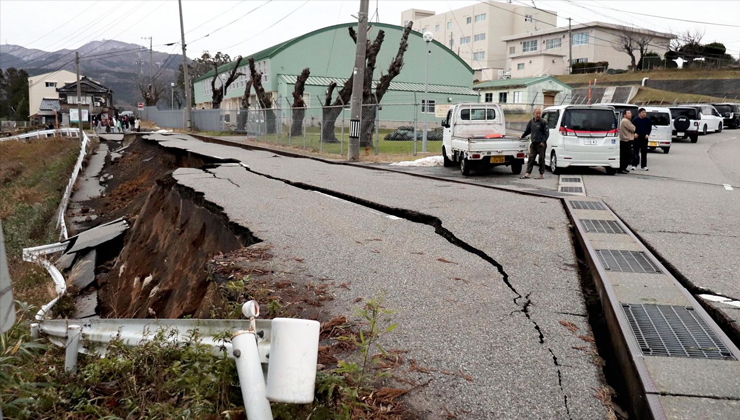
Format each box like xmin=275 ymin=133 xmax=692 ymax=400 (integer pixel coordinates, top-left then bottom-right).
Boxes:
xmin=519 ymin=108 xmax=549 ymax=179
xmin=134 ymin=117 xmax=140 ymax=132
xmin=632 ymin=108 xmax=651 ymax=171
xmin=618 ymin=110 xmax=636 ymax=174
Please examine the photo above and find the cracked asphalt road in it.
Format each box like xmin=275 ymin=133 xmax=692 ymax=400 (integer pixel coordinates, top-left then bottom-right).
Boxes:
xmin=145 ymin=133 xmax=607 ymax=419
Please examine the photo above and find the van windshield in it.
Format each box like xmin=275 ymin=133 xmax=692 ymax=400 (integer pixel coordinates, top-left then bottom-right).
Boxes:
xmin=670 ymin=108 xmax=697 ymax=119
xmin=562 ymin=109 xmax=616 ymax=132
xmin=647 ymin=112 xmax=670 ymax=126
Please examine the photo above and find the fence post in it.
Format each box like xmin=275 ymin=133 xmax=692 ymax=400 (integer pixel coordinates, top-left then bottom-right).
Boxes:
xmin=413 ymin=93 xmax=418 ymax=156
xmin=285 ymin=98 xmax=292 ymax=147
xmin=374 ymin=98 xmax=379 ymax=156
xmin=232 ymin=331 xmax=273 ymax=420
xmin=339 ymin=97 xmax=345 ymax=156
xmin=303 ymin=108 xmax=307 ymax=150
xmin=65 ymin=324 xmax=81 ymax=372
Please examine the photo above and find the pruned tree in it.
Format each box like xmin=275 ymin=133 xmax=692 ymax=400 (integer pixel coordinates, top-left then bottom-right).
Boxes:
xmin=321 ymin=21 xmax=413 ymax=146
xmin=210 ymin=56 xmax=244 ymax=109
xmin=291 ymin=68 xmax=310 ymax=136
xmin=633 ymin=32 xmax=654 ymax=70
xmin=248 ymin=57 xmax=276 ymax=134
xmin=237 ymin=78 xmax=253 ymax=132
xmin=612 ymin=30 xmax=638 ymax=71
xmin=138 ymin=77 xmax=167 ymax=106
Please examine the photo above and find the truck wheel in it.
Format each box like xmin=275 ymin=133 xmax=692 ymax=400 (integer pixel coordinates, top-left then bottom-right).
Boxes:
xmin=442 ymin=147 xmax=454 ymax=167
xmin=662 ymin=147 xmax=670 ymax=154
xmin=605 ymin=167 xmax=617 ymax=175
xmin=690 ymin=133 xmax=698 ymax=143
xmin=511 ymin=160 xmax=523 ymax=175
xmin=461 ymin=158 xmax=471 ymax=176
xmin=549 ymin=152 xmax=560 ymax=175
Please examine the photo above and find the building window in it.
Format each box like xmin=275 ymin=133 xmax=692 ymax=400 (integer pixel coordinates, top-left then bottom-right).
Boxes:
xmin=460 ymin=36 xmax=471 ymax=45
xmin=422 ymin=99 xmax=436 ymax=113
xmin=435 ymin=24 xmax=440 ymax=31
xmin=45 ymin=82 xmax=56 ymax=88
xmin=447 ymin=21 xmax=452 ymax=29
xmin=509 ymin=46 xmax=516 ymax=54
xmin=499 ymin=92 xmax=508 ymax=103
xmin=517 ymin=63 xmax=525 ymax=70
xmin=571 ymin=58 xmax=588 ymax=64
xmin=475 ymin=13 xmax=486 ymax=22
xmin=404 ymin=20 xmax=408 ymax=26
xmin=572 ymin=32 xmax=589 ymax=46
xmin=421 ymin=27 xmax=427 ymax=33
xmin=473 ymin=51 xmax=485 ymax=60
xmin=466 ymin=16 xmax=472 ymax=24
xmin=303 ymin=93 xmax=310 ymax=108
xmin=525 ymin=14 xmax=533 ymax=22
xmin=474 ymin=33 xmax=486 ymax=42
xmin=546 ymin=38 xmax=561 ymax=49
xmin=484 ymin=93 xmax=493 ymax=103
xmin=522 ymin=40 xmax=537 ymax=52
xmin=513 ymin=91 xmax=523 ymax=103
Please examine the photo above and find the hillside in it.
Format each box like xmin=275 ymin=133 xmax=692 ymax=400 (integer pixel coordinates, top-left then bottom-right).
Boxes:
xmin=556 ymin=69 xmax=740 ymax=85
xmin=0 ymin=40 xmax=183 ymax=110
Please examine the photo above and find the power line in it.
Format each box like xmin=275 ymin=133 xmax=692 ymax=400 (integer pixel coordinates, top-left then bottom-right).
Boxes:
xmin=221 ymin=0 xmax=310 ymax=51
xmin=185 ymin=0 xmax=250 ymax=35
xmin=188 ymin=0 xmax=274 ymax=46
xmin=592 ymin=4 xmax=740 ymax=28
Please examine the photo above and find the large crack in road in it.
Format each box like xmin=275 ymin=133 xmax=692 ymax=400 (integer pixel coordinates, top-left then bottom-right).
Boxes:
xmin=216 ymin=162 xmax=575 ymax=419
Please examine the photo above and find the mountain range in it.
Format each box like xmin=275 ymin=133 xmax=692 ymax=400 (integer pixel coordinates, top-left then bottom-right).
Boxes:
xmin=0 ymin=40 xmax=184 ymax=109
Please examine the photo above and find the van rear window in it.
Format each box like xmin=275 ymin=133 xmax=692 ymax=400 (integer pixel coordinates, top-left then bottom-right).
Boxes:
xmin=460 ymin=108 xmax=497 ymax=121
xmin=562 ymin=109 xmax=616 ymax=132
xmin=647 ymin=112 xmax=670 ymax=126
xmin=670 ymin=108 xmax=697 ymax=119
xmin=714 ymin=105 xmax=732 ymax=114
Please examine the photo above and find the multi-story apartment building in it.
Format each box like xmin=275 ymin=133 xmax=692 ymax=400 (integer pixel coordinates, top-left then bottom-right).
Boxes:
xmin=401 ymin=2 xmax=557 ymax=80
xmin=502 ymin=22 xmax=673 ymax=78
xmin=28 ymin=70 xmax=77 ymax=118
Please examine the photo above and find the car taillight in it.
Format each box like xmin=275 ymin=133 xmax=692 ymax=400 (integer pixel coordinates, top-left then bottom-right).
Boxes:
xmin=607 ymin=129 xmax=618 ymax=137
xmin=559 ymin=127 xmax=572 ymax=136
xmin=694 ymin=122 xmax=699 ymax=126
xmin=516 ymin=153 xmax=525 ymax=159
xmin=472 ymin=154 xmax=481 ymax=159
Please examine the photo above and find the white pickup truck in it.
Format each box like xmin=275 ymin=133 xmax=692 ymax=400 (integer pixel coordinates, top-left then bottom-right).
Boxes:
xmin=441 ymin=103 xmax=527 ymax=176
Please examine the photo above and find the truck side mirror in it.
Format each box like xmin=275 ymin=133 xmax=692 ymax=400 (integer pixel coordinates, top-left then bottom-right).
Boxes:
xmin=441 ymin=120 xmax=447 ymax=128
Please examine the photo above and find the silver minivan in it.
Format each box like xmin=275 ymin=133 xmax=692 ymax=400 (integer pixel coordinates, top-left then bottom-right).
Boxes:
xmin=645 ymin=107 xmax=673 ymax=154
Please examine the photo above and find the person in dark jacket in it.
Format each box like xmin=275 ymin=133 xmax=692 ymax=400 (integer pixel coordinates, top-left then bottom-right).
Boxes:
xmin=631 ymin=108 xmax=651 ymax=171
xmin=519 ymin=108 xmax=549 ymax=179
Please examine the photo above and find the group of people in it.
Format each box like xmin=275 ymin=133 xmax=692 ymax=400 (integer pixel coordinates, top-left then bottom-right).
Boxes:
xmin=618 ymin=108 xmax=651 ymax=173
xmin=92 ymin=115 xmax=140 ymax=133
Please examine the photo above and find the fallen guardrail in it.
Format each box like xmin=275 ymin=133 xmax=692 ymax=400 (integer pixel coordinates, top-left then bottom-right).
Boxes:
xmin=56 ymin=128 xmax=90 ymax=241
xmin=0 ymin=127 xmax=81 ymax=142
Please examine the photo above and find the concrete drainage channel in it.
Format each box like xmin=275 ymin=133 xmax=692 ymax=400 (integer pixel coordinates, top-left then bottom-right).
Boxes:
xmin=187 ymin=135 xmax=740 ymax=418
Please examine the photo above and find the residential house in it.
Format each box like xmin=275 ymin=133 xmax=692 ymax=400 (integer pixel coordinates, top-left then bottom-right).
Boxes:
xmin=502 ymin=22 xmax=673 ymax=78
xmin=57 ymin=77 xmax=114 ymax=125
xmin=27 ymin=70 xmax=77 ymax=119
xmin=401 ymin=3 xmax=557 ymax=80
xmin=473 ymin=76 xmax=573 ymax=112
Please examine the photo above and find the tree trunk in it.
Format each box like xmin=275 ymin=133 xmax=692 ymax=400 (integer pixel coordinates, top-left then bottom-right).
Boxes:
xmin=211 ymin=56 xmax=244 ymax=109
xmin=321 ymin=105 xmax=343 ymax=142
xmin=359 ymin=102 xmax=376 ymax=148
xmin=238 ymin=79 xmax=253 ymax=132
xmin=248 ymin=57 xmax=276 ymax=134
xmin=291 ymin=68 xmax=310 ymax=137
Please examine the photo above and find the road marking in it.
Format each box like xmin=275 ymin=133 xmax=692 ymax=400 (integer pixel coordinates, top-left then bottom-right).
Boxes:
xmin=724 ymin=184 xmax=733 ymax=191
xmin=314 ymin=191 xmax=400 ymax=220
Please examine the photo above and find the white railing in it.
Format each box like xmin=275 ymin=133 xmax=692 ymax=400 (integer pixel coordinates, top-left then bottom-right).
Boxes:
xmin=56 ymin=128 xmax=90 ymax=240
xmin=0 ymin=127 xmax=81 ymax=142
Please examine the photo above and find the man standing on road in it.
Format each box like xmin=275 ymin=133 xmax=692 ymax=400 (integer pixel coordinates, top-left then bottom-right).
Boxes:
xmin=632 ymin=108 xmax=651 ymax=171
xmin=519 ymin=108 xmax=549 ymax=179
xmin=618 ymin=110 xmax=636 ymax=174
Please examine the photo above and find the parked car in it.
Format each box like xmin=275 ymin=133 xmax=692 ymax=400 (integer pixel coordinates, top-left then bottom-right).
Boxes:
xmin=669 ymin=107 xmax=700 ymax=143
xmin=441 ymin=103 xmax=527 ymax=176
xmin=601 ymin=103 xmax=638 ymax=121
xmin=541 ymin=105 xmax=620 ymax=175
xmin=686 ymin=104 xmax=724 ymax=134
xmin=644 ymin=107 xmax=673 ymax=153
xmin=712 ymin=103 xmax=740 ymax=129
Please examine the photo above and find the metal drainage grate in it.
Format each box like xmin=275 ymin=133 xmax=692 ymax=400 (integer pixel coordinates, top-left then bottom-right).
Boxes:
xmin=596 ymin=249 xmax=661 ymax=273
xmin=581 ymin=219 xmax=625 ymax=234
xmin=570 ymin=200 xmax=605 ymax=210
xmin=560 ymin=186 xmax=584 ymax=193
xmin=562 ymin=177 xmax=582 ymax=183
xmin=622 ymin=303 xmax=736 ymax=360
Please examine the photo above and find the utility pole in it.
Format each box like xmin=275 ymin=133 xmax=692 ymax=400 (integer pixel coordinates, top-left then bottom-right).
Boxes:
xmin=568 ymin=18 xmax=573 ymax=74
xmin=178 ymin=0 xmax=192 ymax=131
xmin=75 ymin=51 xmax=83 ymax=132
xmin=142 ymin=36 xmax=153 ymax=101
xmin=348 ymin=0 xmax=369 ymax=161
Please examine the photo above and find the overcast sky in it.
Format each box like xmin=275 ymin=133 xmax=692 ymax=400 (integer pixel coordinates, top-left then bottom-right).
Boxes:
xmin=1 ymin=0 xmax=739 ymax=60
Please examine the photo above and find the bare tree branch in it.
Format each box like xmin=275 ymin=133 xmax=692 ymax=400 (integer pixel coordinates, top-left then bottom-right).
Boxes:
xmin=375 ymin=21 xmax=413 ymax=102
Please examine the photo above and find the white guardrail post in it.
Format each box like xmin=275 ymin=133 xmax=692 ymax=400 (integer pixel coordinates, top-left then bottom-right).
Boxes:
xmin=65 ymin=325 xmax=81 ymax=372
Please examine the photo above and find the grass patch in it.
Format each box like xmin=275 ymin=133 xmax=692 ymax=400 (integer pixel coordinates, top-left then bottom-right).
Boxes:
xmin=0 ymin=136 xmax=80 ymax=307
xmin=556 ymin=69 xmax=740 ymax=85
xmin=631 ymin=87 xmax=728 ymax=105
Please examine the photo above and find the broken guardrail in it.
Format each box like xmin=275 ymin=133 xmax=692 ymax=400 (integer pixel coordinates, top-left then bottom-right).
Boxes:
xmin=57 ymin=128 xmax=91 ymax=241
xmin=0 ymin=127 xmax=82 ymax=142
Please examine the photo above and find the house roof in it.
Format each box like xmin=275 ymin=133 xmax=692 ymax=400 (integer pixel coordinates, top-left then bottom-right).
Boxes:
xmin=57 ymin=76 xmax=113 ymax=94
xmin=473 ymin=76 xmax=572 ymax=91
xmin=39 ymin=97 xmax=61 ymax=111
xmin=279 ymin=74 xmax=477 ymax=96
xmin=501 ymin=21 xmax=674 ymax=42
xmin=194 ymin=22 xmax=474 ymax=83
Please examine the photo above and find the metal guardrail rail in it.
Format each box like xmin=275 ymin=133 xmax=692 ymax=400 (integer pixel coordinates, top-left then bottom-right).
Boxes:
xmin=0 ymin=127 xmax=81 ymax=142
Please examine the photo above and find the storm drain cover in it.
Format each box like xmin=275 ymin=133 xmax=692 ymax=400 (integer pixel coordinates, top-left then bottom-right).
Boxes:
xmin=596 ymin=249 xmax=661 ymax=273
xmin=562 ymin=177 xmax=582 ymax=183
xmin=581 ymin=219 xmax=625 ymax=234
xmin=570 ymin=200 xmax=605 ymax=210
xmin=622 ymin=304 xmax=736 ymax=360
xmin=560 ymin=186 xmax=584 ymax=193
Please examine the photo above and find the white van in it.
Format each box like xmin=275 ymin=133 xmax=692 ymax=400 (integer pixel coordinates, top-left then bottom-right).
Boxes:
xmin=541 ymin=105 xmax=620 ymax=175
xmin=644 ymin=107 xmax=673 ymax=154
xmin=687 ymin=104 xmax=724 ymax=134
xmin=441 ymin=103 xmax=527 ymax=176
